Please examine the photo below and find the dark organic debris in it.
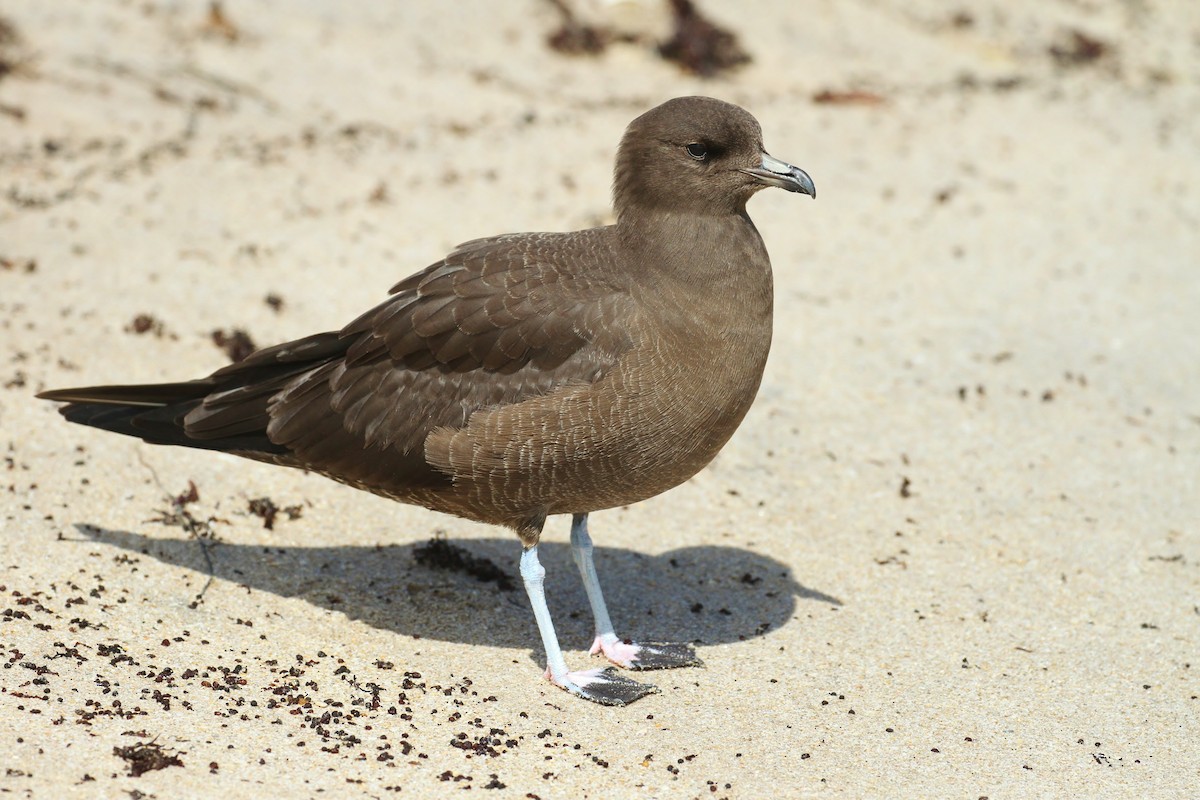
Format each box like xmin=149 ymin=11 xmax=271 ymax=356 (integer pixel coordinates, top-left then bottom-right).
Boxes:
xmin=450 ymin=732 xmax=507 ymax=758
xmin=0 ymin=16 xmax=18 ymax=47
xmin=1049 ymin=29 xmax=1110 ymax=67
xmin=812 ymin=89 xmax=886 ymax=106
xmin=113 ymin=742 xmax=184 ymax=778
xmin=247 ymin=496 xmax=303 ymax=530
xmin=149 ymin=480 xmax=222 ymax=540
xmin=950 ymin=11 xmax=974 ymax=29
xmin=0 ymin=15 xmax=23 ymax=82
xmin=201 ymin=1 xmax=241 ymax=42
xmin=176 ymin=480 xmax=200 ymax=506
xmin=546 ymin=0 xmax=610 ymax=55
xmin=414 ymin=536 xmax=515 ymax=592
xmin=956 ymin=73 xmax=1026 ymax=93
xmin=0 ymin=256 xmax=36 ymax=272
xmin=367 ymin=181 xmax=390 ymax=204
xmin=543 ymin=0 xmax=749 ymax=77
xmin=658 ymin=0 xmax=750 ymax=77
xmin=264 ymin=293 xmax=284 ymax=312
xmin=211 ymin=327 xmax=256 ymax=362
xmin=126 ymin=313 xmax=166 ymax=336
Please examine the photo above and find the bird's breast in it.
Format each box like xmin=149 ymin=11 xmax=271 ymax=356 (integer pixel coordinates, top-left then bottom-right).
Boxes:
xmin=423 ymin=219 xmax=777 ymax=522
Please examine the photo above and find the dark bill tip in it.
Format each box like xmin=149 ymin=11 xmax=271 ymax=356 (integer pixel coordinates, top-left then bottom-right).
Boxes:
xmin=741 ymin=153 xmax=816 ymax=198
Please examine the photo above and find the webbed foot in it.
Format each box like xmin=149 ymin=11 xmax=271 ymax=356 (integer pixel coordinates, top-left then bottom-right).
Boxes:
xmin=547 ymin=666 xmax=659 ymax=706
xmin=591 ymin=636 xmax=703 ymax=671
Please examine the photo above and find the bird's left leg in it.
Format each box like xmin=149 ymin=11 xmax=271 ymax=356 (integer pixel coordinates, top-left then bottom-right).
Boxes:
xmin=569 ymin=513 xmax=703 ymax=671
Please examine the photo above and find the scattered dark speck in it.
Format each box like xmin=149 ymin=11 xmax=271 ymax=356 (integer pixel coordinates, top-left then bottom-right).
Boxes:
xmin=211 ymin=328 xmax=256 ymax=362
xmin=812 ymin=89 xmax=886 ymax=106
xmin=201 ymin=1 xmax=241 ymax=43
xmin=247 ymin=496 xmax=303 ymax=530
xmin=544 ymin=0 xmax=613 ymax=55
xmin=1049 ymin=29 xmax=1110 ymax=67
xmin=126 ymin=313 xmax=166 ymax=337
xmin=0 ymin=256 xmax=37 ymax=273
xmin=368 ymin=182 xmax=390 ymax=204
xmin=0 ymin=15 xmax=23 ymax=82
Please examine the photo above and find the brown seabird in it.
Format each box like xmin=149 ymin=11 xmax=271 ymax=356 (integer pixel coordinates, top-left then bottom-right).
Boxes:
xmin=38 ymin=96 xmax=815 ymax=706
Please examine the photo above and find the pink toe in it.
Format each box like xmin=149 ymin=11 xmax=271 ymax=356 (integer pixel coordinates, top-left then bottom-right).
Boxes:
xmin=593 ymin=637 xmax=642 ymax=668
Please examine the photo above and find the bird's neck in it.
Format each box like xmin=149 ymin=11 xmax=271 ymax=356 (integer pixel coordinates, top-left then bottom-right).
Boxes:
xmin=614 ymin=208 xmax=775 ymax=461
xmin=618 ymin=208 xmax=773 ymax=301
xmin=615 ymin=209 xmax=775 ymax=375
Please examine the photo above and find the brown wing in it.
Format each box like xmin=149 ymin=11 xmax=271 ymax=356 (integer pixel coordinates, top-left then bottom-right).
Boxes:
xmin=184 ymin=229 xmax=635 ymax=492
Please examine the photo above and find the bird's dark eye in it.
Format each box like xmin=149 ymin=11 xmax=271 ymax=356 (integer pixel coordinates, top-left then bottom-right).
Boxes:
xmin=685 ymin=142 xmax=707 ymax=160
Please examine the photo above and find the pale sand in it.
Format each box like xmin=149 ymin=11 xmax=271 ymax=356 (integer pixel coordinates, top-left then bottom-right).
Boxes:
xmin=2 ymin=1 xmax=1198 ymax=797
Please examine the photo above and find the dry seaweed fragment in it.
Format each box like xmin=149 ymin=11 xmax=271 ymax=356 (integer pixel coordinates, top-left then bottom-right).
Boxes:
xmin=0 ymin=15 xmax=23 ymax=82
xmin=413 ymin=536 xmax=515 ymax=592
xmin=200 ymin=1 xmax=240 ymax=42
xmin=658 ymin=0 xmax=750 ymax=77
xmin=126 ymin=313 xmax=166 ymax=336
xmin=211 ymin=328 xmax=256 ymax=362
xmin=247 ymin=496 xmax=303 ymax=530
xmin=113 ymin=742 xmax=184 ymax=778
xmin=546 ymin=0 xmax=610 ymax=55
xmin=812 ymin=89 xmax=886 ymax=106
xmin=1049 ymin=29 xmax=1110 ymax=67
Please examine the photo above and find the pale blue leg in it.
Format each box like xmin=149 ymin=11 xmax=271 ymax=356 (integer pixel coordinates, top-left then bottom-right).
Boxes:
xmin=520 ymin=542 xmax=657 ymax=706
xmin=569 ymin=513 xmax=703 ymax=671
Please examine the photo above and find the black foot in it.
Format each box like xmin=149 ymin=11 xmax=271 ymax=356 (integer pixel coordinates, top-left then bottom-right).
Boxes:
xmin=625 ymin=642 xmax=704 ymax=671
xmin=555 ymin=667 xmax=660 ymax=706
xmin=593 ymin=637 xmax=704 ymax=671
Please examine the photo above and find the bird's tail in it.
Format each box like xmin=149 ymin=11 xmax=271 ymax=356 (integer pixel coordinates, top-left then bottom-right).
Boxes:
xmin=37 ymin=331 xmax=348 ymax=455
xmin=36 ymin=381 xmax=262 ymax=451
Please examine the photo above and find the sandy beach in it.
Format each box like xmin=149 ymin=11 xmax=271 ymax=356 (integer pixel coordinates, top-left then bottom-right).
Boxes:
xmin=2 ymin=1 xmax=1198 ymax=797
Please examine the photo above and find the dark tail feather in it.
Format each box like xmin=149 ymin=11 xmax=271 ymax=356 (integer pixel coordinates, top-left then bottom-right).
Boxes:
xmin=47 ymin=394 xmax=288 ymax=454
xmin=36 ymin=331 xmax=351 ymax=456
xmin=37 ymin=379 xmax=210 ymax=444
xmin=37 ymin=381 xmax=215 ymax=407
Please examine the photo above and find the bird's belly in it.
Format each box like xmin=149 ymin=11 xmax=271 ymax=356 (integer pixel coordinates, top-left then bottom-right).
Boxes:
xmin=423 ymin=325 xmax=770 ymax=522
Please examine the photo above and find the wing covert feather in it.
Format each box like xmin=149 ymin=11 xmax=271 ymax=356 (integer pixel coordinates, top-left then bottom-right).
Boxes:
xmin=265 ymin=230 xmax=635 ymax=472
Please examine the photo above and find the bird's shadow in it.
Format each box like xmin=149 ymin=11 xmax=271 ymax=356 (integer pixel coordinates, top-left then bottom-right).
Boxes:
xmin=74 ymin=523 xmax=840 ymax=656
